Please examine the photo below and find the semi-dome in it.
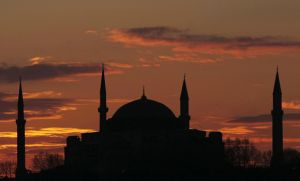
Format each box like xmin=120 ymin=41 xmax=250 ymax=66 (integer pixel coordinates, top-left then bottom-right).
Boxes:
xmin=109 ymin=95 xmax=179 ymax=131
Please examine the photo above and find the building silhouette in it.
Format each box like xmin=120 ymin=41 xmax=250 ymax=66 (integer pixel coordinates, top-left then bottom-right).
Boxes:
xmin=64 ymin=65 xmax=224 ymax=178
xmin=15 ymin=67 xmax=300 ymax=181
xmin=271 ymin=68 xmax=284 ymax=167
xmin=16 ymin=78 xmax=27 ymax=180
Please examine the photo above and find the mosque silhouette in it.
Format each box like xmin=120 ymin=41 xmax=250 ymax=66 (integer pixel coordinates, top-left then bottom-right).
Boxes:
xmin=63 ymin=65 xmax=224 ymax=179
xmin=14 ymin=65 xmax=287 ymax=181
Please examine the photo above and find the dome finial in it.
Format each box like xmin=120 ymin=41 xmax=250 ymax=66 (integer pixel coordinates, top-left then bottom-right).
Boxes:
xmin=141 ymin=85 xmax=147 ymax=99
xmin=143 ymin=86 xmax=145 ymax=96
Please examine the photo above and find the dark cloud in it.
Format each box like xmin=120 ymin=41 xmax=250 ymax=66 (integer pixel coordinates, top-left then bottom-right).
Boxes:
xmin=230 ymin=113 xmax=300 ymax=123
xmin=126 ymin=26 xmax=184 ymax=39
xmin=109 ymin=26 xmax=300 ymax=58
xmin=118 ymin=26 xmax=300 ymax=48
xmin=0 ymin=92 xmax=74 ymax=122
xmin=0 ymin=62 xmax=121 ymax=83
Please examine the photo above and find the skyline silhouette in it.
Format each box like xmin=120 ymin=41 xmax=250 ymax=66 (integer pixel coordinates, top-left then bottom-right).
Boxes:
xmin=1 ymin=2 xmax=300 ymax=179
xmin=10 ymin=66 xmax=300 ymax=181
xmin=0 ymin=64 xmax=300 ymax=169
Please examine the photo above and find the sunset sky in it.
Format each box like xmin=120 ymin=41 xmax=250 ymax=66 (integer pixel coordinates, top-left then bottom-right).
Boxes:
xmin=1 ymin=0 xmax=300 ymax=168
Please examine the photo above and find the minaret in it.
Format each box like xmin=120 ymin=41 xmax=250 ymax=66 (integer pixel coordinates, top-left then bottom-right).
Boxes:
xmin=179 ymin=75 xmax=190 ymax=129
xmin=16 ymin=77 xmax=26 ymax=179
xmin=271 ymin=68 xmax=284 ymax=167
xmin=98 ymin=64 xmax=108 ymax=132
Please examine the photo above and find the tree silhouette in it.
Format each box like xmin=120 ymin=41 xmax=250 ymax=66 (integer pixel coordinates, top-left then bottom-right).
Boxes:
xmin=32 ymin=152 xmax=64 ymax=171
xmin=283 ymin=148 xmax=300 ymax=168
xmin=261 ymin=150 xmax=272 ymax=167
xmin=0 ymin=161 xmax=16 ymax=178
xmin=225 ymin=138 xmax=265 ymax=167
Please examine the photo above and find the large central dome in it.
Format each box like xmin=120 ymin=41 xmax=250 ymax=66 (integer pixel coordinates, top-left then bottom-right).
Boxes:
xmin=109 ymin=95 xmax=179 ymax=131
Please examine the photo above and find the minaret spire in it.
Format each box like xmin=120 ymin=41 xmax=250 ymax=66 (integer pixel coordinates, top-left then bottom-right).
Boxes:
xmin=180 ymin=74 xmax=189 ymax=101
xmin=16 ymin=77 xmax=27 ymax=179
xmin=98 ymin=64 xmax=108 ymax=132
xmin=18 ymin=77 xmax=24 ymax=120
xmin=271 ymin=68 xmax=284 ymax=167
xmin=179 ymin=74 xmax=190 ymax=129
xmin=273 ymin=68 xmax=282 ymax=95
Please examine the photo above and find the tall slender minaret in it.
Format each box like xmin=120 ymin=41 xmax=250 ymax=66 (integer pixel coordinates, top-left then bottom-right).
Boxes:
xmin=271 ymin=68 xmax=284 ymax=167
xmin=98 ymin=64 xmax=108 ymax=132
xmin=179 ymin=75 xmax=190 ymax=129
xmin=16 ymin=77 xmax=26 ymax=179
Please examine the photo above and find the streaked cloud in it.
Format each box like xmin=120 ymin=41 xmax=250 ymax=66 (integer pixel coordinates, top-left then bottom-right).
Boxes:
xmin=108 ymin=60 xmax=160 ymax=69
xmin=283 ymin=101 xmax=300 ymax=110
xmin=29 ymin=56 xmax=52 ymax=65
xmin=76 ymin=98 xmax=132 ymax=105
xmin=0 ymin=126 xmax=95 ymax=164
xmin=107 ymin=98 xmax=132 ymax=104
xmin=0 ymin=61 xmax=122 ymax=83
xmin=107 ymin=62 xmax=134 ymax=69
xmin=159 ymin=54 xmax=223 ymax=64
xmin=84 ymin=30 xmax=99 ymax=36
xmin=0 ymin=143 xmax=65 ymax=150
xmin=0 ymin=90 xmax=134 ymax=123
xmin=4 ymin=91 xmax=62 ymax=100
xmin=0 ymin=127 xmax=95 ymax=138
xmin=249 ymin=137 xmax=300 ymax=144
xmin=0 ymin=91 xmax=76 ymax=122
xmin=218 ymin=126 xmax=254 ymax=135
xmin=229 ymin=113 xmax=300 ymax=123
xmin=252 ymin=125 xmax=271 ymax=129
xmin=137 ymin=58 xmax=161 ymax=68
xmin=108 ymin=26 xmax=300 ymax=60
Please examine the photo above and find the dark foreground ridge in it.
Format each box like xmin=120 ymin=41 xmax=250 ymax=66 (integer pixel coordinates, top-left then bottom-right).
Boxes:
xmin=25 ymin=166 xmax=300 ymax=181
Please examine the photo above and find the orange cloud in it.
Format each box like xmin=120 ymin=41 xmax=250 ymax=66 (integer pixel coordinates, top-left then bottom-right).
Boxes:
xmin=206 ymin=126 xmax=254 ymax=135
xmin=218 ymin=126 xmax=254 ymax=135
xmin=0 ymin=126 xmax=95 ymax=166
xmin=107 ymin=62 xmax=134 ymax=69
xmin=0 ymin=143 xmax=65 ymax=150
xmin=248 ymin=137 xmax=300 ymax=144
xmin=159 ymin=54 xmax=223 ymax=64
xmin=29 ymin=56 xmax=52 ymax=65
xmin=108 ymin=28 xmax=177 ymax=47
xmin=84 ymin=30 xmax=99 ymax=36
xmin=0 ymin=127 xmax=95 ymax=138
xmin=252 ymin=125 xmax=271 ymax=129
xmin=76 ymin=98 xmax=132 ymax=105
xmin=136 ymin=58 xmax=161 ymax=67
xmin=283 ymin=101 xmax=300 ymax=110
xmin=3 ymin=91 xmax=62 ymax=101
xmin=29 ymin=115 xmax=63 ymax=121
xmin=107 ymin=98 xmax=132 ymax=104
